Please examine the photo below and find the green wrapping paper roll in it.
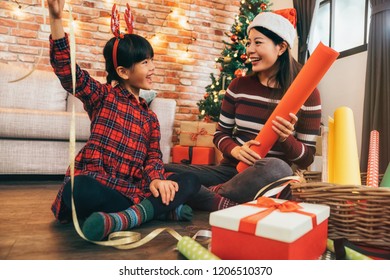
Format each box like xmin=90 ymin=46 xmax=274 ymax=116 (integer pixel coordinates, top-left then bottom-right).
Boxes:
xmin=326 ymin=239 xmax=372 ymax=260
xmin=177 ymin=236 xmax=220 ymax=260
xmin=380 ymin=162 xmax=390 ymax=187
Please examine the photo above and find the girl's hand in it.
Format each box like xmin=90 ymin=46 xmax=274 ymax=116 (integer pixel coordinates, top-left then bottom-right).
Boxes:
xmin=149 ymin=179 xmax=179 ymax=205
xmin=272 ymin=113 xmax=298 ymax=142
xmin=47 ymin=0 xmax=65 ymax=19
xmin=231 ymin=139 xmax=261 ymax=166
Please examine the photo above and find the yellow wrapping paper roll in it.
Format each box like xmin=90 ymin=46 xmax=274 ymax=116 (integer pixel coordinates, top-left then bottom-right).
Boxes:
xmin=332 ymin=107 xmax=361 ymax=185
xmin=321 ymin=127 xmax=329 ymax=182
xmin=327 ymin=117 xmax=334 ymax=183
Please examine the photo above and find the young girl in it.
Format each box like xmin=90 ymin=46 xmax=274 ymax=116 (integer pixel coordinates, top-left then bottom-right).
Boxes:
xmin=48 ymin=0 xmax=200 ymax=241
xmin=167 ymin=9 xmax=321 ymax=210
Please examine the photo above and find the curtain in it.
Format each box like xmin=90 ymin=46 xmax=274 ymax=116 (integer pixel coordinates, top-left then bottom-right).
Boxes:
xmin=293 ymin=0 xmax=317 ymax=64
xmin=361 ymin=0 xmax=390 ymax=174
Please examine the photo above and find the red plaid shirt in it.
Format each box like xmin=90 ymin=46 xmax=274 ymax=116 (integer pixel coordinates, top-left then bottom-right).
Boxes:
xmin=50 ymin=35 xmax=166 ymax=220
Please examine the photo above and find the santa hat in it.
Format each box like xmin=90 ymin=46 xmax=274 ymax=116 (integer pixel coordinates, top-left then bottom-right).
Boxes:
xmin=247 ymin=8 xmax=297 ymax=48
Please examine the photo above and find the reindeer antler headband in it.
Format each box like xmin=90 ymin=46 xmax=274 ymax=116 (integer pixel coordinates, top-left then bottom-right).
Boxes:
xmin=111 ymin=3 xmax=135 ymax=69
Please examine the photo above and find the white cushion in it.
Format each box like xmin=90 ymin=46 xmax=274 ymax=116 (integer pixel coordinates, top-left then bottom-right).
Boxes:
xmin=0 ymin=139 xmax=85 ymax=175
xmin=0 ymin=107 xmax=90 ymax=141
xmin=0 ymin=63 xmax=68 ymax=111
xmin=149 ymin=97 xmax=176 ymax=163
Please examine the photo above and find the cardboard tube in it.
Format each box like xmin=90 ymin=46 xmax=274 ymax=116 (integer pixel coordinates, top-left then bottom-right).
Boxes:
xmin=237 ymin=42 xmax=339 ymax=172
xmin=366 ymin=130 xmax=379 ymax=187
xmin=332 ymin=107 xmax=361 ymax=185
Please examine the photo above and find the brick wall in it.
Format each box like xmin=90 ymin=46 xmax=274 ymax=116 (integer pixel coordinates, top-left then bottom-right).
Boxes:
xmin=0 ymin=0 xmax=239 ymax=143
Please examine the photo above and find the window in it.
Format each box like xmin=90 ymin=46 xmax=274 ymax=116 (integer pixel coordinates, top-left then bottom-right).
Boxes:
xmin=310 ymin=0 xmax=371 ymax=58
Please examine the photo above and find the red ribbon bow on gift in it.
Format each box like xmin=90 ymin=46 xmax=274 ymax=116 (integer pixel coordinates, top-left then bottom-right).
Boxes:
xmin=190 ymin=128 xmax=208 ymax=141
xmin=239 ymin=197 xmax=317 ymax=234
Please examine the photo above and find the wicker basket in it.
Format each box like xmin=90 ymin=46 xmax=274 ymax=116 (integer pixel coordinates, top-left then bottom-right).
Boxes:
xmin=291 ymin=172 xmax=390 ymax=250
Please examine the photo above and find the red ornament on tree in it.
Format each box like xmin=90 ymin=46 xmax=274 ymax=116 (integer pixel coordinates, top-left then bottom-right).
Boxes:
xmin=230 ymin=34 xmax=238 ymax=42
xmin=260 ymin=3 xmax=267 ymax=11
xmin=240 ymin=53 xmax=248 ymax=61
xmin=234 ymin=69 xmax=244 ymax=77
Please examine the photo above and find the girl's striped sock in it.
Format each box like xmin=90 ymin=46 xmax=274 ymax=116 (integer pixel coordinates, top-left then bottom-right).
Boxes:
xmin=157 ymin=204 xmax=193 ymax=221
xmin=82 ymin=199 xmax=154 ymax=241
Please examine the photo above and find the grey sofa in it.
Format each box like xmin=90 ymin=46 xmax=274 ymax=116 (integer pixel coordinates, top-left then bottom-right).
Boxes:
xmin=0 ymin=62 xmax=176 ymax=175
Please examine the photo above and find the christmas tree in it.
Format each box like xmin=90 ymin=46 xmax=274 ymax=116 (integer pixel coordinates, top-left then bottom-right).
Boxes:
xmin=197 ymin=0 xmax=272 ymax=122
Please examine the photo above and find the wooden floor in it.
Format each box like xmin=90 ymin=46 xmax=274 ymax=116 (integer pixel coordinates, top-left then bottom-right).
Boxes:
xmin=0 ymin=177 xmax=211 ymax=260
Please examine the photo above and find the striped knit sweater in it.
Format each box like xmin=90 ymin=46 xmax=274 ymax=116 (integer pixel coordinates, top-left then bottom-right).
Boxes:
xmin=214 ymin=74 xmax=321 ymax=169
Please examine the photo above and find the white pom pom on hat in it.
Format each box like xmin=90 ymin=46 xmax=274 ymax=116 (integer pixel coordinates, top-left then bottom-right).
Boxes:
xmin=247 ymin=8 xmax=297 ymax=48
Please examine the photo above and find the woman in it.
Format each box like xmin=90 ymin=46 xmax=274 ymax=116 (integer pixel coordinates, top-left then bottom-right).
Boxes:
xmin=167 ymin=9 xmax=321 ymax=211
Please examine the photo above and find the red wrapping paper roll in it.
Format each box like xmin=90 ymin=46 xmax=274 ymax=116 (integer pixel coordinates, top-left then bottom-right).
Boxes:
xmin=367 ymin=130 xmax=379 ymax=187
xmin=237 ymin=42 xmax=339 ymax=173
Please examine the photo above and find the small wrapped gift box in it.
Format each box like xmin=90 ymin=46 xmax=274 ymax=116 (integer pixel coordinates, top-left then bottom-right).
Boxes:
xmin=209 ymin=197 xmax=330 ymax=260
xmin=179 ymin=121 xmax=216 ymax=147
xmin=172 ymin=145 xmax=215 ymax=165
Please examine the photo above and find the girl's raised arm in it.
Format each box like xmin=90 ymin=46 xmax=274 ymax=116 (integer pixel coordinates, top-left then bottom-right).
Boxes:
xmin=48 ymin=0 xmax=65 ymax=40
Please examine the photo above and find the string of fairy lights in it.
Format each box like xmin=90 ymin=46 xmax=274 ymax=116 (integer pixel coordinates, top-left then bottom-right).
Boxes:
xmin=10 ymin=0 xmax=196 ymax=59
xmin=148 ymin=1 xmax=196 ymax=57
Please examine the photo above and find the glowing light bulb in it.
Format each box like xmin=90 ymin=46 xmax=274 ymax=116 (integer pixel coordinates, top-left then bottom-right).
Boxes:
xmin=150 ymin=34 xmax=160 ymax=45
xmin=179 ymin=17 xmax=189 ymax=29
xmin=71 ymin=20 xmax=77 ymax=29
xmin=182 ymin=50 xmax=191 ymax=59
xmin=171 ymin=8 xmax=179 ymax=18
xmin=14 ymin=6 xmax=23 ymax=18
